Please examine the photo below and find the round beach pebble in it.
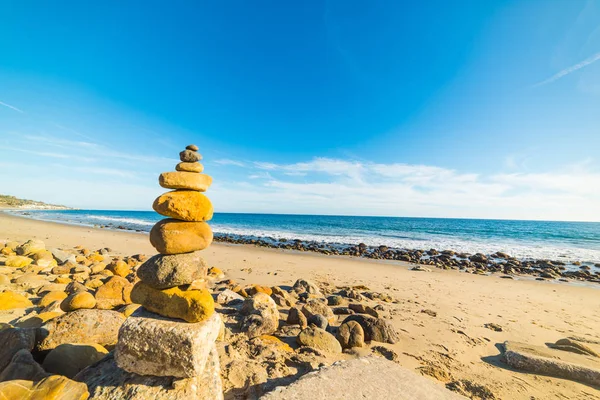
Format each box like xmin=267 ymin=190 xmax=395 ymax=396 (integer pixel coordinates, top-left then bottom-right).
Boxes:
xmin=61 ymin=291 xmax=97 ymax=312
xmin=153 ymin=190 xmax=213 ymax=222
xmin=158 ymin=172 xmax=212 ymax=192
xmin=176 ymin=162 xmax=204 ymax=173
xmin=130 ymin=282 xmax=215 ymax=323
xmin=179 ymin=149 xmax=202 ymax=162
xmin=149 ymin=219 xmax=213 ymax=255
xmin=137 ymin=251 xmax=209 ymax=289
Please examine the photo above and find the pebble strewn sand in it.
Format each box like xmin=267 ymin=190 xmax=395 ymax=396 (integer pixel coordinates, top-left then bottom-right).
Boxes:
xmin=1 ymin=212 xmax=600 ymax=399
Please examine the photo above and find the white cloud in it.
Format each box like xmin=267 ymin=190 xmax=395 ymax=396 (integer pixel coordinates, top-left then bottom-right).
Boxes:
xmin=213 ymin=159 xmax=245 ymax=167
xmin=534 ymin=51 xmax=600 ymax=87
xmin=209 ymin=157 xmax=600 ymax=221
xmin=0 ymin=101 xmax=24 ymax=113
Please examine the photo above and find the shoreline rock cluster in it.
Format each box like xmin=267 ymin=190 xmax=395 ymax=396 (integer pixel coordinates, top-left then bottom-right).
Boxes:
xmin=213 ymin=235 xmax=600 ymax=283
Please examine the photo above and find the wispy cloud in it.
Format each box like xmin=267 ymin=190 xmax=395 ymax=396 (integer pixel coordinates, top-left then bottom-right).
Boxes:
xmin=213 ymin=159 xmax=246 ymax=167
xmin=209 ymin=156 xmax=600 ymax=221
xmin=0 ymin=146 xmax=89 ymax=161
xmin=534 ymin=51 xmax=600 ymax=87
xmin=0 ymin=101 xmax=24 ymax=113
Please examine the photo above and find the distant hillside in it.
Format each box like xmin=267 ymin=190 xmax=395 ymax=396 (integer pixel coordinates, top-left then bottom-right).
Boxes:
xmin=0 ymin=194 xmax=70 ymax=210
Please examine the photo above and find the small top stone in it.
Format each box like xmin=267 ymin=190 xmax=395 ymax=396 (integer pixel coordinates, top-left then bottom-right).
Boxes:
xmin=186 ymin=144 xmax=199 ymax=151
xmin=180 ymin=150 xmax=202 ymax=162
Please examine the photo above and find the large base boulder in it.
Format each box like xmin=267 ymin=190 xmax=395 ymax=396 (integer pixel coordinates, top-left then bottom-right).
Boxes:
xmin=115 ymin=308 xmax=221 ymax=378
xmin=77 ymin=349 xmax=222 ymax=400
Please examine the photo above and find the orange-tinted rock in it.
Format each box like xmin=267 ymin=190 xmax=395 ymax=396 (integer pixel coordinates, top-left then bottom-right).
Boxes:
xmin=158 ymin=172 xmax=212 ymax=191
xmin=149 ymin=219 xmax=213 ymax=255
xmin=153 ymin=190 xmax=213 ymax=222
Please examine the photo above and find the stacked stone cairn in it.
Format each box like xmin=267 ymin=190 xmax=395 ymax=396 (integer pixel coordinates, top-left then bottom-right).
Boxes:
xmin=115 ymin=144 xmax=223 ymax=398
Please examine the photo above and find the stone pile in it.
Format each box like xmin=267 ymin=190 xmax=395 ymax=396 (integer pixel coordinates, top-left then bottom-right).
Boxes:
xmin=114 ymin=144 xmax=223 ymax=398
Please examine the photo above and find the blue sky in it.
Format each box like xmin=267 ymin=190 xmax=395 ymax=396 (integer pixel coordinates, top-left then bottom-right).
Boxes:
xmin=1 ymin=0 xmax=600 ymax=221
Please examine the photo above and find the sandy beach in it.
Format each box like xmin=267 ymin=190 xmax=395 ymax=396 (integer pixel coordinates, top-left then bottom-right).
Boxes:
xmin=1 ymin=211 xmax=599 ymax=399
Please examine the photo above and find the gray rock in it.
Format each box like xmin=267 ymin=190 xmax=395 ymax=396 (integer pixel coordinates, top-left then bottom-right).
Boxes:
xmin=301 ymin=299 xmax=335 ymax=324
xmin=179 ymin=149 xmax=201 ymax=162
xmin=216 ymin=289 xmax=244 ymax=305
xmin=336 ymin=320 xmax=365 ymax=349
xmin=296 ymin=327 xmax=342 ymax=353
xmin=348 ymin=303 xmax=379 ymax=318
xmin=137 ymin=252 xmax=208 ymax=289
xmin=239 ymin=293 xmax=280 ymax=338
xmin=307 ymin=314 xmax=328 ymax=330
xmin=76 ymin=349 xmax=223 ymax=400
xmin=0 ymin=349 xmax=49 ymax=382
xmin=115 ymin=308 xmax=221 ymax=378
xmin=261 ymin=356 xmax=467 ymax=400
xmin=16 ymin=239 xmax=45 ymax=256
xmin=502 ymin=341 xmax=600 ymax=387
xmin=43 ymin=343 xmax=108 ymax=378
xmin=37 ymin=309 xmax=126 ymax=351
xmin=327 ymin=295 xmax=346 ymax=306
xmin=186 ymin=144 xmax=199 ymax=151
xmin=65 ymin=281 xmax=89 ymax=294
xmin=0 ymin=327 xmax=36 ymax=372
xmin=286 ymin=307 xmax=308 ymax=328
xmin=50 ymin=248 xmax=76 ymax=265
xmin=292 ymin=278 xmax=321 ymax=296
xmin=342 ymin=315 xmax=399 ymax=344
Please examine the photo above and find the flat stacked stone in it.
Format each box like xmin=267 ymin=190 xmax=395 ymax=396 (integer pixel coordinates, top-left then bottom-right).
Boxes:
xmin=114 ymin=145 xmax=223 ymax=397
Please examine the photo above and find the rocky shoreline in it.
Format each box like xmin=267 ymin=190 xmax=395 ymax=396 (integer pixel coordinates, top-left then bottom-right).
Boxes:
xmin=212 ymin=234 xmax=600 ymax=284
xmin=7 ymin=212 xmax=600 ymax=284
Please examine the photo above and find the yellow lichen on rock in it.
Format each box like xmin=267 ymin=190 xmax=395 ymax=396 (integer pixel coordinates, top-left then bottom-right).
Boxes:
xmin=131 ymin=282 xmax=215 ymax=323
xmin=108 ymin=260 xmax=130 ymax=277
xmin=40 ymin=291 xmax=68 ymax=307
xmin=207 ymin=266 xmax=224 ymax=279
xmin=0 ymin=291 xmax=33 ymax=310
xmin=5 ymin=255 xmax=33 ymax=268
xmin=259 ymin=335 xmax=293 ymax=352
xmin=0 ymin=375 xmax=89 ymax=400
xmin=153 ymin=190 xmax=214 ymax=222
xmin=246 ymin=284 xmax=273 ymax=296
xmin=61 ymin=292 xmax=97 ymax=311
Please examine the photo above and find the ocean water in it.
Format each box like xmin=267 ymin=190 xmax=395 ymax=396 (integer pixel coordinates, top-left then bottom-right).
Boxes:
xmin=8 ymin=209 xmax=600 ymax=263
